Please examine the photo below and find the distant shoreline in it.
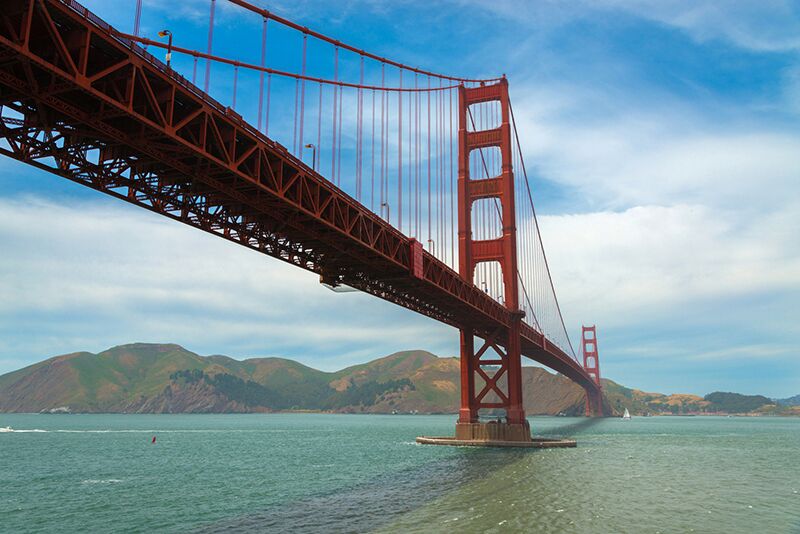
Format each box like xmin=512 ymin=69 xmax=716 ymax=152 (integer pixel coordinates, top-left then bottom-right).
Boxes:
xmin=6 ymin=410 xmax=797 ymax=417
xmin=2 ymin=344 xmax=796 ymax=417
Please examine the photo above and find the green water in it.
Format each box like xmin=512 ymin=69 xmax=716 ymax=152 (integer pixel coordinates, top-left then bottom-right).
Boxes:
xmin=1 ymin=414 xmax=798 ymax=533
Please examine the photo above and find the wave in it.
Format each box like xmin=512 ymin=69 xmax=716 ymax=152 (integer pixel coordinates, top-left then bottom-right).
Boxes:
xmin=2 ymin=428 xmax=330 ymax=433
xmin=54 ymin=429 xmax=274 ymax=433
xmin=81 ymin=479 xmax=123 ymax=485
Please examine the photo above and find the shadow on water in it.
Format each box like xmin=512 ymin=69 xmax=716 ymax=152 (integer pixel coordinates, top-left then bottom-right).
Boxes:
xmin=534 ymin=417 xmax=604 ymax=438
xmin=191 ymin=419 xmax=602 ymax=533
xmin=192 ymin=447 xmax=528 ymax=533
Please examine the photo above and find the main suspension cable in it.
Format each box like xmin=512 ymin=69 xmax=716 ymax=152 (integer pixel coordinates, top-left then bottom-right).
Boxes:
xmin=224 ymin=0 xmax=502 ymax=84
xmin=114 ymin=33 xmax=464 ymax=93
xmin=509 ymin=97 xmax=577 ymax=359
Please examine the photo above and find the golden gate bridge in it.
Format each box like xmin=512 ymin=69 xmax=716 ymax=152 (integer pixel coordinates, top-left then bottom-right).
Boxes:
xmin=0 ymin=0 xmax=605 ymax=444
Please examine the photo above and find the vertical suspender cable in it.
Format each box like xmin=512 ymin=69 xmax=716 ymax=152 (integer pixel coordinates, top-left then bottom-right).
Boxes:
xmin=337 ymin=73 xmax=343 ymax=187
xmin=133 ymin=0 xmax=142 ymax=37
xmin=331 ymin=47 xmax=339 ymax=184
xmin=490 ymin=102 xmax=497 ymax=297
xmin=432 ymin=82 xmax=436 ymax=252
xmin=357 ymin=56 xmax=364 ymax=200
xmin=293 ymin=79 xmax=299 ymax=153
xmin=316 ymin=81 xmax=323 ymax=172
xmin=299 ymin=34 xmax=307 ymax=159
xmin=383 ymin=72 xmax=389 ymax=215
xmin=257 ymin=17 xmax=267 ymax=132
xmin=204 ymin=0 xmax=215 ymax=93
xmin=265 ymin=74 xmax=272 ymax=136
xmin=434 ymin=81 xmax=440 ymax=257
xmin=481 ymin=103 xmax=489 ymax=294
xmin=427 ymin=76 xmax=431 ymax=247
xmin=379 ymin=64 xmax=385 ymax=217
xmin=415 ymin=73 xmax=419 ymax=237
xmin=449 ymin=87 xmax=454 ymax=268
xmin=371 ymin=90 xmax=376 ymax=211
xmin=232 ymin=66 xmax=238 ymax=109
xmin=438 ymin=81 xmax=444 ymax=258
xmin=439 ymin=80 xmax=445 ymax=261
xmin=398 ymin=69 xmax=403 ymax=230
xmin=407 ymin=81 xmax=413 ymax=236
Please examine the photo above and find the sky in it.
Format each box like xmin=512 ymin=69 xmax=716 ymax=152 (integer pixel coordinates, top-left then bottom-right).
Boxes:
xmin=1 ymin=0 xmax=799 ymax=398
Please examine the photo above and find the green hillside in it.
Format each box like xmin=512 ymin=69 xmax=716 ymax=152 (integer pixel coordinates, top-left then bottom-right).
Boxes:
xmin=0 ymin=343 xmax=789 ymax=416
xmin=704 ymin=392 xmax=773 ymax=413
xmin=0 ymin=343 xmax=591 ymax=414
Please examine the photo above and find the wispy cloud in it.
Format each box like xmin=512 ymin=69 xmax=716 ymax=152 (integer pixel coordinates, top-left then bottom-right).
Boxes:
xmin=0 ymin=196 xmax=454 ymax=374
xmin=459 ymin=0 xmax=800 ymax=52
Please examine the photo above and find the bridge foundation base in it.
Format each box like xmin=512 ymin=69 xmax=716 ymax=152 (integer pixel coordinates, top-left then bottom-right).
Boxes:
xmin=415 ymin=436 xmax=576 ymax=448
xmin=455 ymin=421 xmax=532 ymax=442
xmin=416 ymin=421 xmax=577 ymax=448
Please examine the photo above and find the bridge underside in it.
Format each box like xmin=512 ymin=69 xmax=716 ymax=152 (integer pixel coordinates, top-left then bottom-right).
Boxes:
xmin=0 ymin=0 xmax=603 ymax=414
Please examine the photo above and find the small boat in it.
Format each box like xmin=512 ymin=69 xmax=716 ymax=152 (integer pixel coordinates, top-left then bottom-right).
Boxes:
xmin=622 ymin=408 xmax=631 ymax=420
xmin=0 ymin=426 xmax=13 ymax=432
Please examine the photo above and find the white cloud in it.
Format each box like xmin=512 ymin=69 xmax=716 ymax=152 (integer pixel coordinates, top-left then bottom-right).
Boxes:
xmin=597 ymin=0 xmax=800 ymax=53
xmin=511 ymin=83 xmax=800 ymax=211
xmin=460 ymin=0 xmax=800 ymax=53
xmin=537 ymin=203 xmax=800 ymax=329
xmin=0 ymin=196 xmax=454 ymax=374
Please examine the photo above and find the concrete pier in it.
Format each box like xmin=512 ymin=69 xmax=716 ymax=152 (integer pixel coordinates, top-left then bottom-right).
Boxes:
xmin=415 ymin=436 xmax=577 ymax=448
xmin=417 ymin=421 xmax=577 ymax=448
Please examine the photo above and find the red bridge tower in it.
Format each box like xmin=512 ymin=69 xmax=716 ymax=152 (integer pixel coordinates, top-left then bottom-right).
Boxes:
xmin=581 ymin=325 xmax=604 ymax=416
xmin=455 ymin=78 xmax=530 ymax=442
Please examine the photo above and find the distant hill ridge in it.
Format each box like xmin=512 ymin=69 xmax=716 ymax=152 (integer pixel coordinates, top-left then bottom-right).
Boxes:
xmin=778 ymin=394 xmax=800 ymax=406
xmin=0 ymin=343 xmax=795 ymax=416
xmin=0 ymin=343 xmax=593 ymax=415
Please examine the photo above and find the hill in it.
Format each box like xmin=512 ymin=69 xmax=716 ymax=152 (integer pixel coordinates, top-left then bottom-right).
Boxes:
xmin=0 ymin=344 xmax=599 ymax=415
xmin=777 ymin=394 xmax=800 ymax=406
xmin=0 ymin=344 xmax=790 ymax=416
xmin=704 ymin=392 xmax=773 ymax=413
xmin=591 ymin=383 xmax=785 ymax=416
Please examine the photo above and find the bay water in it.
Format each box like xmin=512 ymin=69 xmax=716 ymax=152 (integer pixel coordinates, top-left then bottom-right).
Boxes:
xmin=1 ymin=414 xmax=798 ymax=533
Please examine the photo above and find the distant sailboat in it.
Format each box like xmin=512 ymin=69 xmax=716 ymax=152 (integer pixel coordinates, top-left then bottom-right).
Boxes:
xmin=622 ymin=408 xmax=631 ymax=420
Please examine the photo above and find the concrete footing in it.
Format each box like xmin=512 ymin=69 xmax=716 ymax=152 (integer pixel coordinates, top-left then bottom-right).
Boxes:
xmin=415 ymin=436 xmax=577 ymax=448
xmin=416 ymin=421 xmax=577 ymax=448
xmin=455 ymin=421 xmax=532 ymax=442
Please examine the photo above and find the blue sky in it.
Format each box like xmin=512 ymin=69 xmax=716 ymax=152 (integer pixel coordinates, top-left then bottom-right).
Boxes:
xmin=1 ymin=0 xmax=798 ymax=398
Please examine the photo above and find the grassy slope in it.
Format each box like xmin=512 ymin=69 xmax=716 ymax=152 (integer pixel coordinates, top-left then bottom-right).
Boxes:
xmin=0 ymin=346 xmax=485 ymax=413
xmin=1 ymin=343 xmax=786 ymax=415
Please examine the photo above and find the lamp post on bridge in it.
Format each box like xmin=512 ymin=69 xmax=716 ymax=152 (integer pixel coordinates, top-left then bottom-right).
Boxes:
xmin=381 ymin=202 xmax=390 ymax=223
xmin=157 ymin=29 xmax=173 ymax=69
xmin=304 ymin=143 xmax=316 ymax=172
